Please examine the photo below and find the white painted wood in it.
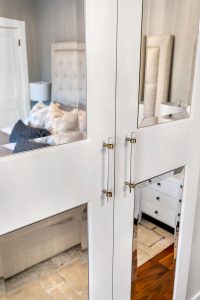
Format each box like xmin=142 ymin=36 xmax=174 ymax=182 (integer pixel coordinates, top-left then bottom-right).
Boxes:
xmin=149 ymin=176 xmax=183 ymax=198
xmin=113 ymin=1 xmax=142 ymax=299
xmin=0 ymin=1 xmax=118 ymax=299
xmin=114 ymin=1 xmax=200 ymax=300
xmin=160 ymin=102 xmax=189 ymax=115
xmin=141 ymin=187 xmax=179 ymax=212
xmin=141 ymin=198 xmax=177 ymax=228
xmin=139 ymin=175 xmax=183 ymax=228
xmin=173 ymin=24 xmax=200 ymax=300
xmin=191 ymin=292 xmax=200 ymax=300
xmin=135 ymin=118 xmax=191 ymax=184
xmin=0 ymin=18 xmax=29 ymax=127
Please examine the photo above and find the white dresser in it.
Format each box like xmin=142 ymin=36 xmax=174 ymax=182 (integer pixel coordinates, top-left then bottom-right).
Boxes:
xmin=140 ymin=174 xmax=184 ymax=228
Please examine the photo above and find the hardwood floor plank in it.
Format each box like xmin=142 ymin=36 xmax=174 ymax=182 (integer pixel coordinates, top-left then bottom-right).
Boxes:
xmin=131 ymin=245 xmax=175 ymax=300
xmin=159 ymin=253 xmax=175 ymax=270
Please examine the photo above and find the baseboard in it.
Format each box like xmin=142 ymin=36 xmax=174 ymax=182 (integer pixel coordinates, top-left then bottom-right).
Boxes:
xmin=191 ymin=291 xmax=200 ymax=300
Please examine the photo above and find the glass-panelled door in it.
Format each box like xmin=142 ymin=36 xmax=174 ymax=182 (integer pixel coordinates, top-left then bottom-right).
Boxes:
xmin=114 ymin=0 xmax=200 ymax=299
xmin=0 ymin=0 xmax=117 ymax=299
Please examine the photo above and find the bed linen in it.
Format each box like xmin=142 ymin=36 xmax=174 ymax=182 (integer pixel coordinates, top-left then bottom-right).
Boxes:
xmin=9 ymin=120 xmax=50 ymax=143
xmin=0 ymin=102 xmax=87 ymax=156
xmin=33 ymin=131 xmax=84 ymax=146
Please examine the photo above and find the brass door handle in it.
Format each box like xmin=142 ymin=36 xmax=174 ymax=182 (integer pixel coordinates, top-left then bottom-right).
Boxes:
xmin=102 ymin=138 xmax=114 ymax=200
xmin=125 ymin=133 xmax=136 ymax=193
xmin=102 ymin=189 xmax=113 ymax=198
xmin=124 ymin=182 xmax=135 ymax=189
xmin=103 ymin=143 xmax=114 ymax=150
xmin=125 ymin=137 xmax=136 ymax=144
xmin=124 ymin=182 xmax=135 ymax=193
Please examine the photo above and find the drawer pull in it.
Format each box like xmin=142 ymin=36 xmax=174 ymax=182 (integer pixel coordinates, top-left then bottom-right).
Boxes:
xmin=179 ymin=199 xmax=182 ymax=203
xmin=156 ymin=197 xmax=160 ymax=201
xmin=154 ymin=210 xmax=158 ymax=214
xmin=157 ymin=183 xmax=161 ymax=186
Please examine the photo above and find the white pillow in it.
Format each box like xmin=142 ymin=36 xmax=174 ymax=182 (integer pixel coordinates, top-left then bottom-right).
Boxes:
xmin=28 ymin=102 xmax=50 ymax=128
xmin=78 ymin=110 xmax=87 ymax=133
xmin=45 ymin=103 xmax=79 ymax=134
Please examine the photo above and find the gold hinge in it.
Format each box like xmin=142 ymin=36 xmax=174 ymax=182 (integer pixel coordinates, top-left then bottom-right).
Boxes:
xmin=125 ymin=137 xmax=136 ymax=144
xmin=102 ymin=189 xmax=113 ymax=198
xmin=103 ymin=143 xmax=114 ymax=150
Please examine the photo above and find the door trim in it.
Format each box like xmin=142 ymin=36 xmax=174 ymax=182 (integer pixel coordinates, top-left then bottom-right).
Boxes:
xmin=114 ymin=0 xmax=200 ymax=299
xmin=173 ymin=24 xmax=200 ymax=300
xmin=0 ymin=17 xmax=30 ymax=120
xmin=0 ymin=1 xmax=118 ymax=299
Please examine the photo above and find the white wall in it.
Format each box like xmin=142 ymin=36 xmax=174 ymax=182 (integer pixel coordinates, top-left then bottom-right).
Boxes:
xmin=187 ymin=170 xmax=200 ymax=300
xmin=35 ymin=0 xmax=85 ymax=82
xmin=143 ymin=0 xmax=200 ymax=105
xmin=76 ymin=0 xmax=85 ymax=43
xmin=0 ymin=0 xmax=85 ymax=82
xmin=0 ymin=0 xmax=39 ymax=81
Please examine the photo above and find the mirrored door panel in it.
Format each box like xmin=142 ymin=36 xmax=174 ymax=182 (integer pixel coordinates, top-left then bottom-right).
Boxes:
xmin=0 ymin=204 xmax=88 ymax=299
xmin=0 ymin=0 xmax=86 ymax=157
xmin=131 ymin=168 xmax=184 ymax=299
xmin=138 ymin=0 xmax=200 ymax=128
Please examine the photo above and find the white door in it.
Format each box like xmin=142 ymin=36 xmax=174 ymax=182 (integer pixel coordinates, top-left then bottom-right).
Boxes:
xmin=0 ymin=1 xmax=117 ymax=299
xmin=0 ymin=19 xmax=30 ymax=128
xmin=114 ymin=1 xmax=200 ymax=299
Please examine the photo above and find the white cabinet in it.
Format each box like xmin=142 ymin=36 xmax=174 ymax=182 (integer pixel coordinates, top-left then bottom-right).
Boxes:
xmin=140 ymin=174 xmax=184 ymax=228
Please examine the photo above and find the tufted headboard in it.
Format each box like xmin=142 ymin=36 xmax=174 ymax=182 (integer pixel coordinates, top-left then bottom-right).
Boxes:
xmin=51 ymin=42 xmax=86 ymax=107
xmin=141 ymin=35 xmax=174 ymax=118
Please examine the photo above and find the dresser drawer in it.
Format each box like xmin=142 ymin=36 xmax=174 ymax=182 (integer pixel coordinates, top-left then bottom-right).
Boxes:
xmin=142 ymin=187 xmax=179 ymax=212
xmin=141 ymin=199 xmax=177 ymax=228
xmin=148 ymin=179 xmax=183 ymax=198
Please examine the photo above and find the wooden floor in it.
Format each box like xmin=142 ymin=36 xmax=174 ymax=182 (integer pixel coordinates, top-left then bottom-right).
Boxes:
xmin=131 ymin=245 xmax=175 ymax=300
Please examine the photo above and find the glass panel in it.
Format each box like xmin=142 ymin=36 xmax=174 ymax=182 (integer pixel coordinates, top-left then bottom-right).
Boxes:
xmin=0 ymin=0 xmax=86 ymax=157
xmin=131 ymin=168 xmax=184 ymax=299
xmin=138 ymin=0 xmax=200 ymax=128
xmin=0 ymin=205 xmax=89 ymax=299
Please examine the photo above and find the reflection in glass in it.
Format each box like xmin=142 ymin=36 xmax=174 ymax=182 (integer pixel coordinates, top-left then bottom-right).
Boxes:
xmin=131 ymin=168 xmax=184 ymax=299
xmin=138 ymin=0 xmax=200 ymax=127
xmin=0 ymin=205 xmax=88 ymax=299
xmin=0 ymin=0 xmax=86 ymax=157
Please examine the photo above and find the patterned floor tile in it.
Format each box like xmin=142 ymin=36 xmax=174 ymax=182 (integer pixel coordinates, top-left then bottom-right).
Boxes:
xmin=1 ymin=245 xmax=88 ymax=299
xmin=136 ymin=219 xmax=175 ymax=266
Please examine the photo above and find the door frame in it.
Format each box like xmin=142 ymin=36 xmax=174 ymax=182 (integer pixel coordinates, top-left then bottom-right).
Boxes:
xmin=0 ymin=17 xmax=30 ymax=120
xmin=0 ymin=1 xmax=118 ymax=299
xmin=114 ymin=1 xmax=200 ymax=299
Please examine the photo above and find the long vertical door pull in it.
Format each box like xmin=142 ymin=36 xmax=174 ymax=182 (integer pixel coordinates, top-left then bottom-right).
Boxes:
xmin=124 ymin=132 xmax=136 ymax=193
xmin=102 ymin=137 xmax=114 ymax=199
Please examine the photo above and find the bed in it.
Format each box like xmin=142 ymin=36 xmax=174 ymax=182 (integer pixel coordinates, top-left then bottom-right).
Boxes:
xmin=0 ymin=42 xmax=88 ymax=279
xmin=139 ymin=34 xmax=174 ymax=119
xmin=0 ymin=41 xmax=87 ymax=157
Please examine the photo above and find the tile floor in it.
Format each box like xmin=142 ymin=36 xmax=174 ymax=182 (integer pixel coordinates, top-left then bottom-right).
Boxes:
xmin=0 ymin=245 xmax=88 ymax=300
xmin=136 ymin=219 xmax=175 ymax=266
